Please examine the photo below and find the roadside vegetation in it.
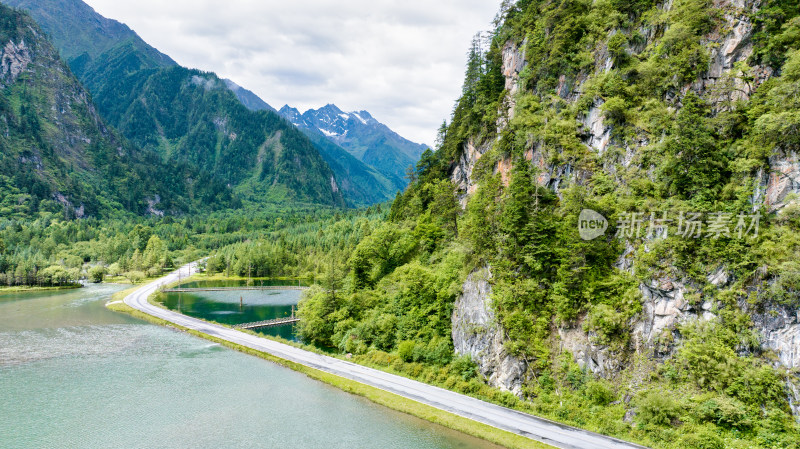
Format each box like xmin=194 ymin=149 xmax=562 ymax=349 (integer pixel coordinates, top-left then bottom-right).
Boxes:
xmin=287 ymin=1 xmax=800 ymax=448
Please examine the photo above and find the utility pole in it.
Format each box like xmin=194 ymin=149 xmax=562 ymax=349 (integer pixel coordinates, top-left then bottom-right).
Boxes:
xmin=178 ymin=267 xmax=182 ymax=312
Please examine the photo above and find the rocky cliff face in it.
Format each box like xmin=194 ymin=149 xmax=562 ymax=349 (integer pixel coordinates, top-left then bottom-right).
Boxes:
xmin=451 ymin=269 xmax=528 ymax=395
xmin=449 ymin=0 xmax=800 ymax=417
xmin=1 ymin=39 xmax=31 ymax=85
xmin=451 ymin=139 xmax=491 ymax=208
xmin=751 ymin=302 xmax=800 ymax=369
xmin=761 ymin=149 xmax=800 ymax=212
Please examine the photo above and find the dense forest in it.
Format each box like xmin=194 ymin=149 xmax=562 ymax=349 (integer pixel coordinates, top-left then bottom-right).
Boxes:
xmin=0 ymin=203 xmax=373 ymax=287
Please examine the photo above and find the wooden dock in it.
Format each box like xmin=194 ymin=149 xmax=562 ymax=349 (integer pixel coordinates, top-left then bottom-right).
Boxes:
xmin=234 ymin=316 xmax=300 ymax=329
xmin=163 ymin=286 xmax=308 ymax=293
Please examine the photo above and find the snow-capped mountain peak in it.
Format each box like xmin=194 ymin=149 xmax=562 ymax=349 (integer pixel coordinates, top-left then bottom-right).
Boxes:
xmin=278 ymin=103 xmax=428 ymax=188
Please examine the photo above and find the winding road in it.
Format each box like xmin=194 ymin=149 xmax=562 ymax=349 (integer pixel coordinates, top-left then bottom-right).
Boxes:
xmin=124 ymin=263 xmax=649 ymax=449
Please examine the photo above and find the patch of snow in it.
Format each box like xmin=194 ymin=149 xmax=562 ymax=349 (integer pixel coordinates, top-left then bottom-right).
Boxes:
xmin=338 ymin=113 xmax=350 ymax=120
xmin=352 ymin=113 xmax=368 ymax=125
xmin=319 ymin=127 xmax=338 ymax=137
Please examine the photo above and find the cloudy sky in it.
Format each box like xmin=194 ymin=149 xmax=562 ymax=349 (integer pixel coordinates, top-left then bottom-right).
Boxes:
xmin=82 ymin=0 xmax=501 ymax=146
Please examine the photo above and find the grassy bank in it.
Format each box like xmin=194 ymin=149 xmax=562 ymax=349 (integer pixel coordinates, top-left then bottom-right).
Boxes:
xmin=0 ymin=284 xmax=82 ymax=294
xmin=106 ymin=292 xmax=549 ymax=449
xmin=104 ymin=274 xmax=166 ymax=285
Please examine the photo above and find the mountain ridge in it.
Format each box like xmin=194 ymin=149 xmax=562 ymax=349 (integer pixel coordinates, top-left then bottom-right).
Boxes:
xmin=224 ymin=87 xmax=399 ymax=205
xmin=3 ymin=0 xmax=175 ymax=68
xmin=279 ymin=103 xmax=428 ymax=189
xmin=223 ymin=78 xmax=277 ymax=113
xmin=4 ymin=0 xmax=347 ymax=209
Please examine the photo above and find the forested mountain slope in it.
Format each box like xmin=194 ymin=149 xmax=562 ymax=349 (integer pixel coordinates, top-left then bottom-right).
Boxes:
xmin=0 ymin=4 xmax=185 ymax=218
xmin=292 ymin=0 xmax=800 ymax=447
xmin=2 ymin=0 xmax=175 ymax=69
xmin=230 ymin=87 xmax=398 ymax=206
xmin=291 ymin=127 xmax=399 ymax=206
xmin=5 ymin=0 xmax=346 ymax=208
xmin=92 ymin=65 xmax=345 ymax=207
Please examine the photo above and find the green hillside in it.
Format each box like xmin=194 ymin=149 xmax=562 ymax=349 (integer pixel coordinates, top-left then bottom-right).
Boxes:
xmin=293 ymin=125 xmax=398 ymax=206
xmin=91 ymin=63 xmax=344 ymax=207
xmin=5 ymin=0 xmax=346 ymax=208
xmin=226 ymin=86 xmax=398 ymax=206
xmin=3 ymin=0 xmax=175 ymax=68
xmin=0 ymin=4 xmax=191 ymax=218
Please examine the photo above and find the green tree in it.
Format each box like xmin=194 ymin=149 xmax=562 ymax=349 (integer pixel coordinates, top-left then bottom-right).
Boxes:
xmin=143 ymin=235 xmax=166 ymax=270
xmin=124 ymin=271 xmax=145 ymax=284
xmin=88 ymin=266 xmax=105 ymax=283
xmin=660 ymin=92 xmax=728 ymax=205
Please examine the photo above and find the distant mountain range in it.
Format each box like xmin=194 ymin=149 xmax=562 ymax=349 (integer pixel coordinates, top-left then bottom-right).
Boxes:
xmin=2 ymin=0 xmax=342 ymax=210
xmin=2 ymin=0 xmax=426 ymax=212
xmin=280 ymin=104 xmax=428 ymax=189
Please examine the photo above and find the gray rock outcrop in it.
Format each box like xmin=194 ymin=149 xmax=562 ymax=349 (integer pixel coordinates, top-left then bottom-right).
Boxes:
xmin=451 ymin=139 xmax=491 ymax=208
xmin=750 ymin=303 xmax=800 ymax=369
xmin=1 ymin=39 xmax=31 ymax=85
xmin=451 ymin=269 xmax=528 ymax=396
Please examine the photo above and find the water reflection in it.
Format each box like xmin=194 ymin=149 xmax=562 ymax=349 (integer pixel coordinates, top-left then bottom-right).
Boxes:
xmin=162 ymin=283 xmax=303 ymax=341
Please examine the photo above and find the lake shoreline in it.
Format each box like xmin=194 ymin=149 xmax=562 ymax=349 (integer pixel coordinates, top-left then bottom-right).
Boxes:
xmin=181 ymin=273 xmax=313 ymax=284
xmin=105 ymin=285 xmax=546 ymax=449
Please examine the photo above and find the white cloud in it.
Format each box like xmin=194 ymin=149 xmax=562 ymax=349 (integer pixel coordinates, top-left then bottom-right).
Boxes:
xmin=82 ymin=0 xmax=500 ymax=146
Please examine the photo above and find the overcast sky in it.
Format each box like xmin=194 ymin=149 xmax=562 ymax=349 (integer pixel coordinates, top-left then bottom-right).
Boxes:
xmin=82 ymin=0 xmax=501 ymax=146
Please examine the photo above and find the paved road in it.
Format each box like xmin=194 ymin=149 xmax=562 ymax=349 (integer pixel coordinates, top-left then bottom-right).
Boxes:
xmin=125 ymin=263 xmax=649 ymax=449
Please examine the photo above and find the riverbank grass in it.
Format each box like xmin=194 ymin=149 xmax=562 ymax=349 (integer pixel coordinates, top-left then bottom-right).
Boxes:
xmin=106 ymin=296 xmax=550 ymax=449
xmin=0 ymin=284 xmax=82 ymax=294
